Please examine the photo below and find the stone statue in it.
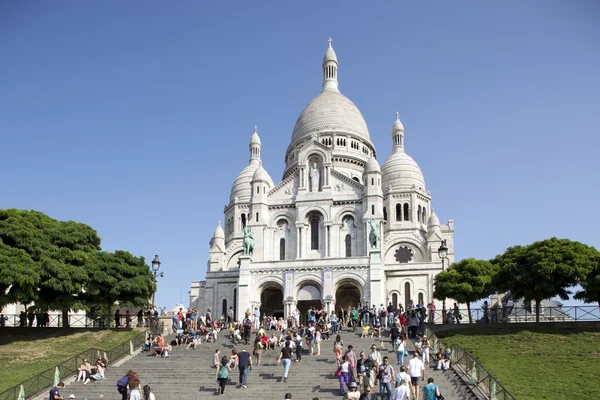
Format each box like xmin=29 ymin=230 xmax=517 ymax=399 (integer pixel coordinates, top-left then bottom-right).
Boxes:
xmin=368 ymin=219 xmax=380 ymax=249
xmin=242 ymin=226 xmax=255 ymax=256
xmin=160 ymin=307 xmax=167 ymax=316
xmin=310 ymin=163 xmax=320 ymax=192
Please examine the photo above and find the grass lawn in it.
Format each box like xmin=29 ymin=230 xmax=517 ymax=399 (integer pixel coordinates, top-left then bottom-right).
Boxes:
xmin=0 ymin=329 xmax=142 ymax=393
xmin=437 ymin=327 xmax=600 ymax=400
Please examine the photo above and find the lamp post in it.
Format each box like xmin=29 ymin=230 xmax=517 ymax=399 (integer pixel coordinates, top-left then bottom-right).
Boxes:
xmin=151 ymin=255 xmax=164 ymax=311
xmin=437 ymin=240 xmax=448 ymax=324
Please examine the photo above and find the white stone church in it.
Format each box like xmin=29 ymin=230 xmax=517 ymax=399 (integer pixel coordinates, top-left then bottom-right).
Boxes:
xmin=190 ymin=41 xmax=455 ymax=322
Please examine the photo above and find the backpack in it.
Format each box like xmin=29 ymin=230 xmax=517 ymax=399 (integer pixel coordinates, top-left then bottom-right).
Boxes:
xmin=116 ymin=376 xmax=128 ymax=393
xmin=244 ymin=319 xmax=252 ymax=330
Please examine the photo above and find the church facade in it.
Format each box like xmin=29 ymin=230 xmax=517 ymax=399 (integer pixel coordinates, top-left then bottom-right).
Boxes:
xmin=190 ymin=41 xmax=455 ymax=322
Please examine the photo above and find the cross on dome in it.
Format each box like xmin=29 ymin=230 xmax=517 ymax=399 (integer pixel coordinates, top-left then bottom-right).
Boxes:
xmin=396 ymin=111 xmax=399 ymax=121
xmin=327 ymin=37 xmax=333 ymax=47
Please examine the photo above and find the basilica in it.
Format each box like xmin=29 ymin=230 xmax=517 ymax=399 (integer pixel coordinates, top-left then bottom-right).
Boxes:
xmin=190 ymin=41 xmax=455 ymax=322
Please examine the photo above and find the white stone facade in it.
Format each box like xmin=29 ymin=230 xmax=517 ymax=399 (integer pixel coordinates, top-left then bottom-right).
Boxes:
xmin=190 ymin=41 xmax=455 ymax=321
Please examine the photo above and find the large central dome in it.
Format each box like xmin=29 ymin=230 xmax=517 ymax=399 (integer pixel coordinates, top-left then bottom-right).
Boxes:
xmin=291 ymin=90 xmax=370 ymax=144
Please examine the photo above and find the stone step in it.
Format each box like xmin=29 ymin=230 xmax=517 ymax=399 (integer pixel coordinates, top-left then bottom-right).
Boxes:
xmin=58 ymin=329 xmax=478 ymax=400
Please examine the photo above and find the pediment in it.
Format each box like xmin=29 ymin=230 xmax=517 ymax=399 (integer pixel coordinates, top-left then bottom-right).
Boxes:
xmin=268 ymin=169 xmax=298 ymax=200
xmin=330 ymin=169 xmax=364 ymax=195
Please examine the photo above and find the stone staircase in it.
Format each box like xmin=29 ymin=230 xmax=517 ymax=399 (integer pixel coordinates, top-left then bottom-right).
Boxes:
xmin=59 ymin=328 xmax=478 ymax=400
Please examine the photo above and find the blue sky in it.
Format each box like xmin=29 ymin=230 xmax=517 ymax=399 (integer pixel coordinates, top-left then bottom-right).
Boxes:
xmin=1 ymin=1 xmax=599 ymax=309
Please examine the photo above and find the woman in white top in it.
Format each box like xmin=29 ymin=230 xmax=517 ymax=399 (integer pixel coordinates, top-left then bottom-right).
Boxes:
xmin=128 ymin=378 xmax=141 ymax=400
xmin=142 ymin=385 xmax=155 ymax=400
xmin=394 ymin=334 xmax=407 ymax=366
xmin=315 ymin=328 xmax=322 ymax=356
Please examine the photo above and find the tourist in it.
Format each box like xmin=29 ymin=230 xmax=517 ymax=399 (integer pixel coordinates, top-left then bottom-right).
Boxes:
xmin=356 ymin=351 xmax=373 ymax=393
xmin=337 ymin=355 xmax=351 ymax=396
xmin=361 ymin=322 xmax=370 ymax=338
xmin=128 ymin=377 xmax=141 ymax=400
xmin=243 ymin=315 xmax=252 ymax=344
xmin=376 ymin=356 xmax=395 ymax=400
xmin=49 ymin=381 xmax=65 ymax=400
xmin=333 ymin=334 xmax=344 ymax=361
xmin=315 ymin=328 xmax=322 ymax=355
xmin=427 ymin=303 xmax=436 ymax=324
xmin=390 ymin=322 xmax=400 ymax=346
xmin=293 ymin=331 xmax=303 ymax=362
xmin=277 ymin=340 xmax=293 ymax=382
xmin=153 ymin=334 xmax=164 ymax=357
xmin=394 ymin=334 xmax=406 ymax=366
xmin=237 ymin=348 xmax=252 ymax=388
xmin=483 ymin=301 xmax=490 ymax=323
xmin=359 ymin=385 xmax=377 ymax=400
xmin=76 ymin=358 xmax=91 ymax=382
xmin=421 ymin=337 xmax=430 ymax=366
xmin=253 ymin=336 xmax=265 ymax=365
xmin=216 ymin=356 xmax=230 ymax=395
xmin=395 ymin=366 xmax=412 ymax=393
xmin=346 ymin=381 xmax=360 ymax=400
xmin=369 ymin=345 xmax=382 ymax=367
xmin=408 ymin=352 xmax=425 ymax=400
xmin=212 ymin=349 xmax=221 ymax=368
xmin=330 ymin=311 xmax=338 ymax=334
xmin=391 ymin=379 xmax=410 ymax=400
xmin=285 ymin=393 xmax=292 ymax=399
xmin=116 ymin=371 xmax=137 ymax=400
xmin=345 ymin=345 xmax=357 ymax=376
xmin=421 ymin=377 xmax=441 ymax=400
xmin=142 ymin=385 xmax=155 ymax=400
xmin=452 ymin=303 xmax=461 ymax=324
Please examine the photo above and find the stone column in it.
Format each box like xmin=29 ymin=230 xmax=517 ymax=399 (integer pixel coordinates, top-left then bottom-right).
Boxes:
xmin=237 ymin=255 xmax=252 ymax=321
xmin=368 ymin=249 xmax=384 ymax=307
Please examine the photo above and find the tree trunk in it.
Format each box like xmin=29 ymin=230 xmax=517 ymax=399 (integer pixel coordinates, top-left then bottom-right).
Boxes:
xmin=467 ymin=303 xmax=472 ymax=325
xmin=535 ymin=298 xmax=541 ymax=328
xmin=62 ymin=309 xmax=70 ymax=328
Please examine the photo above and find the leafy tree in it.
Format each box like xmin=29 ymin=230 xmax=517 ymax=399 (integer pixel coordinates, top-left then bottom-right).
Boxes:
xmin=433 ymin=258 xmax=498 ymax=324
xmin=492 ymin=238 xmax=597 ymax=324
xmin=83 ymin=250 xmax=156 ymax=323
xmin=575 ymin=256 xmax=600 ymax=310
xmin=0 ymin=209 xmax=101 ymax=326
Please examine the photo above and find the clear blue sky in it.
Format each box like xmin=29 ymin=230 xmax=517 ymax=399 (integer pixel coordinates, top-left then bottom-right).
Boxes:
xmin=1 ymin=1 xmax=599 ymax=309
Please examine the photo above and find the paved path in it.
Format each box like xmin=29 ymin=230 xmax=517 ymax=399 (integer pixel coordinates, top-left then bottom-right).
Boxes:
xmin=60 ymin=328 xmax=477 ymax=400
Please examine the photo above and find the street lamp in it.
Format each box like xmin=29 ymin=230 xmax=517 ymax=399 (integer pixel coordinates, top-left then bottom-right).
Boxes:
xmin=437 ymin=240 xmax=448 ymax=324
xmin=151 ymin=255 xmax=164 ymax=311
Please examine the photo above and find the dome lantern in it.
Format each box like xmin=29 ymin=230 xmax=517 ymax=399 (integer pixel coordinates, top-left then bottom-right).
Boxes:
xmin=322 ymin=38 xmax=339 ymax=93
xmin=392 ymin=112 xmax=405 ymax=153
xmin=250 ymin=126 xmax=261 ymax=161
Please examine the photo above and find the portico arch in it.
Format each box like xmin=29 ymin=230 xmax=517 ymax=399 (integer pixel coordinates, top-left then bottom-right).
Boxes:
xmin=259 ymin=283 xmax=284 ymax=319
xmin=334 ymin=278 xmax=362 ymax=315
xmin=296 ymin=281 xmax=322 ymax=325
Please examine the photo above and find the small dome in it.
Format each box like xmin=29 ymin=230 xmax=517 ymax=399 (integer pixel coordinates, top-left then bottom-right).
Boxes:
xmin=393 ymin=112 xmax=404 ymax=133
xmin=214 ymin=222 xmax=224 ymax=239
xmin=250 ymin=126 xmax=261 ymax=145
xmin=230 ymin=162 xmax=260 ymax=203
xmin=252 ymin=164 xmax=275 ymax=186
xmin=290 ymin=91 xmax=370 ymax=145
xmin=323 ymin=44 xmax=338 ymax=64
xmin=381 ymin=151 xmax=426 ymax=192
xmin=427 ymin=209 xmax=440 ymax=228
xmin=365 ymin=156 xmax=381 ymax=173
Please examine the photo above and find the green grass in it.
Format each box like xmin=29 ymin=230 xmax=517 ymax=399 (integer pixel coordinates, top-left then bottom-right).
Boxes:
xmin=438 ymin=327 xmax=600 ymax=400
xmin=0 ymin=329 xmax=142 ymax=393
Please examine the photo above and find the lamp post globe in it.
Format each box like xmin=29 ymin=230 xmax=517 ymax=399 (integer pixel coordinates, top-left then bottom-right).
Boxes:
xmin=152 ymin=255 xmax=161 ymax=272
xmin=437 ymin=240 xmax=448 ymax=324
xmin=151 ymin=255 xmax=162 ymax=312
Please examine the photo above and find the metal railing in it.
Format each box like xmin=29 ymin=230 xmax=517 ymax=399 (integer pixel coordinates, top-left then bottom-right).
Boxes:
xmin=426 ymin=305 xmax=600 ymax=325
xmin=425 ymin=327 xmax=516 ymax=400
xmin=0 ymin=314 xmax=167 ymax=329
xmin=0 ymin=329 xmax=148 ymax=400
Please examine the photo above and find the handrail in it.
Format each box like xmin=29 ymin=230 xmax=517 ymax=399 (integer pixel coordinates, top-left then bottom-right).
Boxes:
xmin=424 ymin=326 xmax=516 ymax=400
xmin=0 ymin=329 xmax=148 ymax=400
xmin=424 ymin=305 xmax=599 ymax=325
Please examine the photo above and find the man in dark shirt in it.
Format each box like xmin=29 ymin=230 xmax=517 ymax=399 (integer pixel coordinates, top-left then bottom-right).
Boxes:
xmin=237 ymin=349 xmax=253 ymax=388
xmin=49 ymin=382 xmax=64 ymax=400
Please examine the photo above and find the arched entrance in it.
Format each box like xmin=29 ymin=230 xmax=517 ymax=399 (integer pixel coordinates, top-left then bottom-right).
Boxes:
xmin=260 ymin=286 xmax=284 ymax=319
xmin=335 ymin=281 xmax=361 ymax=315
xmin=297 ymin=284 xmax=322 ymax=325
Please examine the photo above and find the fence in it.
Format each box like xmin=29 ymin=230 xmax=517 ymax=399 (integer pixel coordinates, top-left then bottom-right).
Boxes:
xmin=0 ymin=314 xmax=165 ymax=329
xmin=427 ymin=305 xmax=600 ymax=325
xmin=0 ymin=329 xmax=148 ymax=400
xmin=424 ymin=327 xmax=516 ymax=400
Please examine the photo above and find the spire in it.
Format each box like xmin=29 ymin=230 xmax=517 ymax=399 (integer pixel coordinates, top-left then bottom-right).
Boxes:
xmin=249 ymin=126 xmax=261 ymax=162
xmin=392 ymin=112 xmax=405 ymax=153
xmin=322 ymin=38 xmax=339 ymax=93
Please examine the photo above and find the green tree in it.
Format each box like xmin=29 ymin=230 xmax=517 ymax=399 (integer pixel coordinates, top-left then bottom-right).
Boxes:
xmin=83 ymin=250 xmax=156 ymax=324
xmin=0 ymin=209 xmax=101 ymax=326
xmin=574 ymin=256 xmax=600 ymax=310
xmin=492 ymin=238 xmax=597 ymax=324
xmin=433 ymin=258 xmax=498 ymax=324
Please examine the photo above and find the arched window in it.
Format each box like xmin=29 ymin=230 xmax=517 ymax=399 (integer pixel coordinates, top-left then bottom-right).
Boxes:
xmin=383 ymin=207 xmax=387 ymax=222
xmin=422 ymin=208 xmax=426 ymax=223
xmin=396 ymin=204 xmax=402 ymax=221
xmin=222 ymin=299 xmax=227 ymax=317
xmin=279 ymin=238 xmax=285 ymax=261
xmin=392 ymin=293 xmax=398 ymax=309
xmin=403 ymin=203 xmax=410 ymax=221
xmin=352 ymin=177 xmax=360 ymax=183
xmin=371 ymin=178 xmax=374 ymax=186
xmin=418 ymin=292 xmax=424 ymax=305
xmin=345 ymin=234 xmax=352 ymax=257
xmin=404 ymin=282 xmax=411 ymax=311
xmin=371 ymin=205 xmax=375 ymax=215
xmin=257 ymin=186 xmax=260 ymax=194
xmin=256 ymin=212 xmax=259 ymax=222
xmin=310 ymin=217 xmax=319 ymax=250
xmin=417 ymin=205 xmax=422 ymax=223
xmin=241 ymin=213 xmax=246 ymax=228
